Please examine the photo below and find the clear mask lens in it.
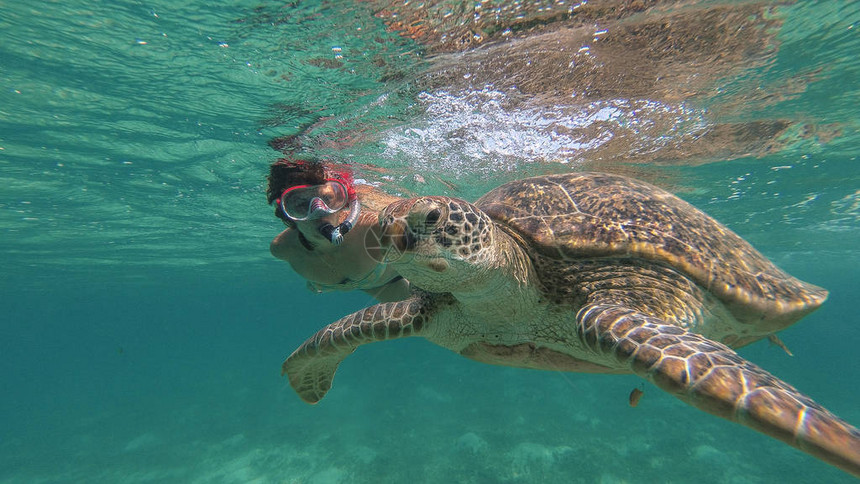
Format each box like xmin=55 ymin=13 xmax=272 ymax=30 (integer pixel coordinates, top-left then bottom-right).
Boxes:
xmin=280 ymin=180 xmax=349 ymax=221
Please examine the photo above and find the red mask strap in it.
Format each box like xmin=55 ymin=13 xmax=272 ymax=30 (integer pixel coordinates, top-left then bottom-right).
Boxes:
xmin=326 ymin=167 xmax=356 ymax=201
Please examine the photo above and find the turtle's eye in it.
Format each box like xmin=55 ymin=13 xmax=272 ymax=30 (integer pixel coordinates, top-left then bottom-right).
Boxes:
xmin=425 ymin=208 xmax=442 ymax=226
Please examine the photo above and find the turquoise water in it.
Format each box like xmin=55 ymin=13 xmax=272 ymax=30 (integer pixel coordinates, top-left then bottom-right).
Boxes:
xmin=1 ymin=0 xmax=859 ymax=482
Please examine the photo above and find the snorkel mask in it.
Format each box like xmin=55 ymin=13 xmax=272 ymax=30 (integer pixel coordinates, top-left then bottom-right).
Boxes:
xmin=277 ymin=167 xmax=360 ymax=245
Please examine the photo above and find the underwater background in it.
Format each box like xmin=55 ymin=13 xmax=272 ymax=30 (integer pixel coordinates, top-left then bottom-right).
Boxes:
xmin=1 ymin=0 xmax=858 ymax=482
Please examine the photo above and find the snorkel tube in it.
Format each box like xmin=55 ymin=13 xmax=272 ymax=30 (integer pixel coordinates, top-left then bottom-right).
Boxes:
xmin=318 ymin=198 xmax=360 ymax=245
xmin=317 ymin=164 xmax=359 ymax=245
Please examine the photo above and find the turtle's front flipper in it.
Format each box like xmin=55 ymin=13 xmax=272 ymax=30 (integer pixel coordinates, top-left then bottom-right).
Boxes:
xmin=283 ymin=296 xmax=429 ymax=404
xmin=577 ymin=303 xmax=860 ymax=478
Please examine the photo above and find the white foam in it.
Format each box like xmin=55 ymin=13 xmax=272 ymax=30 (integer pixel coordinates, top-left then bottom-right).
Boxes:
xmin=381 ymin=86 xmax=706 ymax=174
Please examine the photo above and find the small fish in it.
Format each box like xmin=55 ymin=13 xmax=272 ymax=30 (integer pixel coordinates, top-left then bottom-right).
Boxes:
xmin=434 ymin=176 xmax=460 ymax=192
xmin=629 ymin=387 xmax=644 ymax=407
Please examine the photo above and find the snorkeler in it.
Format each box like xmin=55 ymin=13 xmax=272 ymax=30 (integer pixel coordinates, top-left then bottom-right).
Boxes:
xmin=266 ymin=159 xmax=410 ymax=303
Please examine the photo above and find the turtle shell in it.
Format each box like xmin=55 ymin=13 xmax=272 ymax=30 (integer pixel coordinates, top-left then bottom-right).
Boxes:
xmin=476 ymin=172 xmax=827 ymax=327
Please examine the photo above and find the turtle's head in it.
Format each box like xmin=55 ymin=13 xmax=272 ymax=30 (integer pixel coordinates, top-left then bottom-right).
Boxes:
xmin=379 ymin=197 xmax=496 ymax=293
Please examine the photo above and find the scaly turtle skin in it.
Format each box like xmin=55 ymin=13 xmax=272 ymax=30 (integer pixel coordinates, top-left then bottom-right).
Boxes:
xmin=282 ymin=172 xmax=859 ymax=477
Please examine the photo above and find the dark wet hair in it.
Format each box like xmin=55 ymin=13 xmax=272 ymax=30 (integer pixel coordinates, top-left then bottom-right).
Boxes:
xmin=266 ymin=158 xmax=327 ymax=224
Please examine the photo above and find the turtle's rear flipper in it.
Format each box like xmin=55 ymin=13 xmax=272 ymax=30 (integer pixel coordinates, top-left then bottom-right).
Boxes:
xmin=282 ymin=296 xmax=428 ymax=404
xmin=576 ymin=303 xmax=860 ymax=478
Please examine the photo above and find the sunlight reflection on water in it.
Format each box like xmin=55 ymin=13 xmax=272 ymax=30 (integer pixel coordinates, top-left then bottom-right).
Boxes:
xmin=381 ymin=86 xmax=707 ymax=173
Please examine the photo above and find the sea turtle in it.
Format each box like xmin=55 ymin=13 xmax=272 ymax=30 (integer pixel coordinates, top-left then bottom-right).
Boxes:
xmin=282 ymin=172 xmax=860 ymax=476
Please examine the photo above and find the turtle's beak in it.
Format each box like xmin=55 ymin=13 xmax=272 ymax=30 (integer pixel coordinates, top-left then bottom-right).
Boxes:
xmin=379 ymin=217 xmax=415 ymax=254
xmin=379 ymin=201 xmax=417 ymax=258
xmin=379 ymin=198 xmax=446 ymax=259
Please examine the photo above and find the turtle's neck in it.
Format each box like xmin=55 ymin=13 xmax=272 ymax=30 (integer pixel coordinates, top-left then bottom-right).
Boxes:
xmin=453 ymin=227 xmax=543 ymax=320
